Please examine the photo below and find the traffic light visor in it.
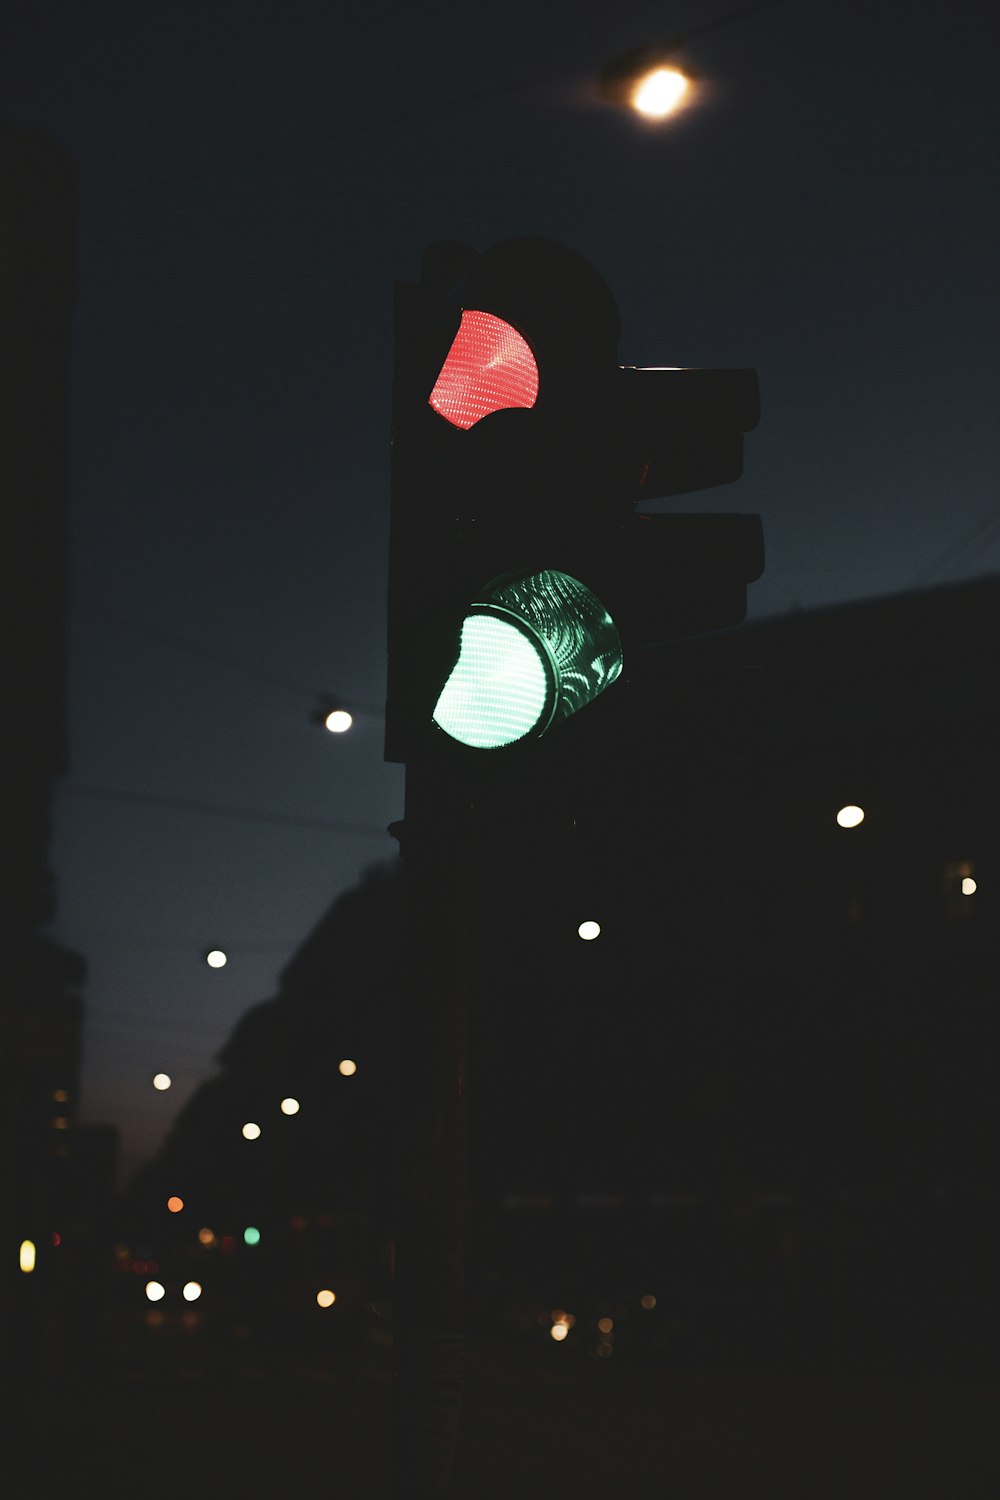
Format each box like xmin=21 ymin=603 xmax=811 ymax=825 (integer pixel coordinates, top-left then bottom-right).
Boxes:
xmin=428 ymin=310 xmax=539 ymax=430
xmin=432 ymin=571 xmax=622 ymax=749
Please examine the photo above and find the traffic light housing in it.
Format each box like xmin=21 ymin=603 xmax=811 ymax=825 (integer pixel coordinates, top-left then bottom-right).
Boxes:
xmin=385 ymin=237 xmax=763 ymax=765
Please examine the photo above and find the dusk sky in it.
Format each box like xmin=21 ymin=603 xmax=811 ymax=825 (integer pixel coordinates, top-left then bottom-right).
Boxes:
xmin=3 ymin=0 xmax=996 ymax=1184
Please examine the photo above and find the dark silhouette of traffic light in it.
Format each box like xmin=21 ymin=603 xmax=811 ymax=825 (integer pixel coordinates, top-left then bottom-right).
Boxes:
xmin=385 ymin=236 xmax=763 ymax=765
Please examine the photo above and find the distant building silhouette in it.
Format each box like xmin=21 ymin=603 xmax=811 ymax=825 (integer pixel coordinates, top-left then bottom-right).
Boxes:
xmin=124 ymin=577 xmax=999 ymax=1375
xmin=0 ymin=118 xmax=114 ymax=1387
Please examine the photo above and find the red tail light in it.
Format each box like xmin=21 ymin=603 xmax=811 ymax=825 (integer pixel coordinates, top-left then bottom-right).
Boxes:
xmin=429 ymin=309 xmax=539 ymax=430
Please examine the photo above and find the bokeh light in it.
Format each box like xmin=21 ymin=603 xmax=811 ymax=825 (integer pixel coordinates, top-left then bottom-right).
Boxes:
xmin=338 ymin=1059 xmax=357 ymax=1077
xmin=145 ymin=1281 xmax=165 ymax=1302
xmin=324 ymin=709 xmax=353 ymax=733
xmin=836 ymin=805 xmax=865 ymax=828
xmin=19 ymin=1240 xmax=36 ymax=1273
xmin=152 ymin=1073 xmax=171 ymax=1090
xmin=640 ymin=1293 xmax=657 ymax=1310
xmin=241 ymin=1122 xmax=261 ymax=1140
xmin=631 ymin=65 xmax=690 ymax=119
xmin=166 ymin=1196 xmax=184 ymax=1213
xmin=577 ymin=920 xmax=601 ymax=941
xmin=182 ymin=1281 xmax=202 ymax=1302
xmin=243 ymin=1226 xmax=261 ymax=1246
xmin=197 ymin=1227 xmax=216 ymax=1247
xmin=280 ymin=1097 xmax=300 ymax=1115
xmin=206 ymin=949 xmax=227 ymax=968
xmin=316 ymin=1288 xmax=336 ymax=1308
xmin=962 ymin=877 xmax=977 ymax=895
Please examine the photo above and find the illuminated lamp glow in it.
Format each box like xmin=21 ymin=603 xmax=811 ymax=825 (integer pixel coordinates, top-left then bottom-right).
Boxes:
xmin=632 ymin=66 xmax=690 ymax=118
xmin=152 ymin=1073 xmax=172 ymax=1091
xmin=316 ymin=1289 xmax=336 ymax=1308
xmin=280 ymin=1097 xmax=300 ymax=1115
xmin=324 ymin=709 xmax=353 ymax=733
xmin=429 ymin=309 xmax=538 ymax=430
xmin=578 ymin=920 xmax=601 ymax=942
xmin=206 ymin=949 xmax=227 ymax=968
xmin=145 ymin=1281 xmax=166 ymax=1302
xmin=338 ymin=1059 xmax=357 ymax=1077
xmin=19 ymin=1240 xmax=36 ymax=1273
xmin=183 ymin=1281 xmax=202 ymax=1301
xmin=549 ymin=1323 xmax=569 ymax=1341
xmin=241 ymin=1122 xmax=261 ymax=1140
xmin=962 ymin=877 xmax=977 ymax=895
xmin=433 ymin=571 xmax=622 ymax=751
xmin=836 ymin=805 xmax=865 ymax=828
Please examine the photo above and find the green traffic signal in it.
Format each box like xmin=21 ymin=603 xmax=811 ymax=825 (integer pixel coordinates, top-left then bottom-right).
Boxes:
xmin=432 ymin=570 xmax=623 ymax=750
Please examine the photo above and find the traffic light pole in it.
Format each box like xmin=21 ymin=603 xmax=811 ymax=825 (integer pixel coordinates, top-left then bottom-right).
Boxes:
xmin=390 ymin=761 xmax=477 ymax=1499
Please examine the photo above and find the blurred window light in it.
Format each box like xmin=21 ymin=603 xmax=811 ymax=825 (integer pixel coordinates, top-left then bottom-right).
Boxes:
xmin=145 ymin=1281 xmax=166 ymax=1302
xmin=577 ymin=920 xmax=601 ymax=941
xmin=324 ymin=709 xmax=353 ymax=734
xmin=316 ymin=1289 xmax=336 ymax=1308
xmin=182 ymin=1281 xmax=202 ymax=1302
xmin=338 ymin=1059 xmax=357 ymax=1077
xmin=19 ymin=1240 xmax=36 ymax=1273
xmin=280 ymin=1097 xmax=300 ymax=1115
xmin=243 ymin=1226 xmax=261 ymax=1246
xmin=242 ymin=1122 xmax=261 ymax=1140
xmin=206 ymin=949 xmax=227 ymax=968
xmin=166 ymin=1196 xmax=184 ymax=1213
xmin=632 ymin=65 xmax=690 ymax=118
xmin=152 ymin=1073 xmax=172 ymax=1091
xmin=836 ymin=805 xmax=865 ymax=828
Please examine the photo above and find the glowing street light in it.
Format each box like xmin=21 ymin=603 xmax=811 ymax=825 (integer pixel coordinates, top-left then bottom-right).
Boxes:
xmin=599 ymin=43 xmax=696 ymax=121
xmin=631 ymin=65 xmax=691 ymax=117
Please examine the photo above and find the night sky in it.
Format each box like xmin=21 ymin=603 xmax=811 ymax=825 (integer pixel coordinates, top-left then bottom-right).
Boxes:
xmin=3 ymin=0 xmax=996 ymax=1185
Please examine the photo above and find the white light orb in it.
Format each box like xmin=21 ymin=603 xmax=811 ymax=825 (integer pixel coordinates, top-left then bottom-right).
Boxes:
xmin=338 ymin=1059 xmax=357 ymax=1077
xmin=206 ymin=950 xmax=227 ymax=968
xmin=183 ymin=1281 xmax=202 ymax=1302
xmin=836 ymin=805 xmax=865 ymax=829
xmin=324 ymin=709 xmax=353 ymax=733
xmin=145 ymin=1280 xmax=166 ymax=1302
xmin=241 ymin=1122 xmax=261 ymax=1141
xmin=280 ymin=1097 xmax=300 ymax=1115
xmin=152 ymin=1073 xmax=172 ymax=1090
xmin=578 ymin=920 xmax=601 ymax=942
xmin=632 ymin=66 xmax=690 ymax=119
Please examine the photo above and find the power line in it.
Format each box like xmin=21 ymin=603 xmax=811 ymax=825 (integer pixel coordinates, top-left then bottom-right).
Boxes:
xmin=72 ymin=598 xmax=384 ymax=716
xmin=62 ymin=782 xmax=391 ymax=839
xmin=87 ymin=0 xmax=788 ymax=210
xmin=911 ymin=506 xmax=1000 ymax=588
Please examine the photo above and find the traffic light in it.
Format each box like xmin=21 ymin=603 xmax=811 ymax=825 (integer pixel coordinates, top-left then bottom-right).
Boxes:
xmin=385 ymin=236 xmax=763 ymax=765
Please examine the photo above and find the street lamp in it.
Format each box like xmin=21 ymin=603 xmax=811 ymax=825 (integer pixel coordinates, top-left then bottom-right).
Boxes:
xmin=599 ymin=43 xmax=697 ymax=120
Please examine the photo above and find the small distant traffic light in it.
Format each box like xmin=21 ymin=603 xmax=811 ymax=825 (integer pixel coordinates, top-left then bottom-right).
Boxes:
xmin=385 ymin=237 xmax=763 ymax=765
